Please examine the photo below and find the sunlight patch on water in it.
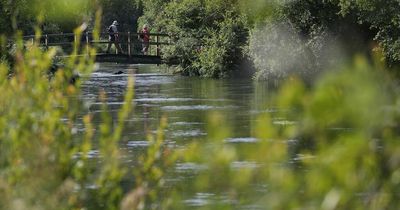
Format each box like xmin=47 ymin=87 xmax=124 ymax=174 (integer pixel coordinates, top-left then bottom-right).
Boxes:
xmin=124 ymin=117 xmax=157 ymax=122
xmin=175 ymin=162 xmax=208 ymax=172
xmin=250 ymin=108 xmax=280 ymax=114
xmin=328 ymin=127 xmax=353 ymax=131
xmin=135 ymin=97 xmax=195 ymax=102
xmin=91 ymin=102 xmax=126 ymax=105
xmin=161 ymin=105 xmax=238 ymax=111
xmin=183 ymin=193 xmax=214 ymax=207
xmin=273 ymin=120 xmax=297 ymax=125
xmin=171 ymin=129 xmax=207 ymax=137
xmin=224 ymin=137 xmax=259 ymax=143
xmin=73 ymin=150 xmax=100 ymax=159
xmin=171 ymin=121 xmax=204 ymax=126
xmin=127 ymin=141 xmax=149 ymax=147
xmin=184 ymin=193 xmax=238 ymax=207
xmin=90 ymin=72 xmax=126 ymax=77
xmin=135 ymin=77 xmax=175 ymax=86
xmin=231 ymin=161 xmax=260 ymax=169
xmin=111 ymin=80 xmax=128 ymax=86
xmin=162 ymin=105 xmax=215 ymax=111
xmin=87 ymin=150 xmax=100 ymax=158
xmin=135 ymin=73 xmax=172 ymax=77
xmin=292 ymin=154 xmax=315 ymax=161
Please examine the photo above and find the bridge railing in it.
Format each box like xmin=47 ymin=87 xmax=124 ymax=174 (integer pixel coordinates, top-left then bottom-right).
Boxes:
xmin=22 ymin=32 xmax=172 ymax=57
xmin=94 ymin=32 xmax=172 ymax=56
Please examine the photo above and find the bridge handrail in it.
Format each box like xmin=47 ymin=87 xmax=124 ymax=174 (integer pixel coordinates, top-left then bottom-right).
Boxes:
xmin=22 ymin=33 xmax=75 ymax=39
xmin=22 ymin=32 xmax=170 ymax=39
xmin=20 ymin=31 xmax=173 ymax=57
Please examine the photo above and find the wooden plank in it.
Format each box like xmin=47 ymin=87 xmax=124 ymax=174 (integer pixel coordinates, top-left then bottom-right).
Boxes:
xmin=95 ymin=54 xmax=162 ymax=64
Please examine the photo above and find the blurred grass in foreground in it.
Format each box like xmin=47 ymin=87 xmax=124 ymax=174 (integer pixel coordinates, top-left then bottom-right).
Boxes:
xmin=132 ymin=55 xmax=400 ymax=209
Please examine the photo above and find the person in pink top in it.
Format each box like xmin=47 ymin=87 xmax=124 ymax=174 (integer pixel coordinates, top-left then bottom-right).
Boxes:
xmin=139 ymin=24 xmax=150 ymax=55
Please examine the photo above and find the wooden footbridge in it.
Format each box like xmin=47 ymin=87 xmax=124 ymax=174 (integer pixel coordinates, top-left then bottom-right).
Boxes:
xmin=23 ymin=32 xmax=174 ymax=64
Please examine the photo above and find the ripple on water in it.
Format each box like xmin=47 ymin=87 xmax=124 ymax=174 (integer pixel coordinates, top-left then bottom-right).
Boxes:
xmin=163 ymin=105 xmax=239 ymax=111
xmin=231 ymin=161 xmax=259 ymax=169
xmin=171 ymin=129 xmax=207 ymax=137
xmin=135 ymin=73 xmax=171 ymax=77
xmin=183 ymin=193 xmax=214 ymax=207
xmin=135 ymin=77 xmax=175 ymax=86
xmin=127 ymin=141 xmax=149 ymax=147
xmin=250 ymin=108 xmax=280 ymax=114
xmin=224 ymin=137 xmax=259 ymax=143
xmin=111 ymin=81 xmax=128 ymax=86
xmin=73 ymin=150 xmax=100 ymax=159
xmin=134 ymin=97 xmax=195 ymax=102
xmin=272 ymin=119 xmax=297 ymax=125
xmin=161 ymin=105 xmax=214 ymax=111
xmin=90 ymin=72 xmax=125 ymax=78
xmin=171 ymin=121 xmax=204 ymax=126
xmin=175 ymin=162 xmax=208 ymax=172
xmin=91 ymin=102 xmax=126 ymax=105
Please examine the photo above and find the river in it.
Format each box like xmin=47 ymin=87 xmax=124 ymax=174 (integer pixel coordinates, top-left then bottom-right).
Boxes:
xmin=80 ymin=63 xmax=290 ymax=209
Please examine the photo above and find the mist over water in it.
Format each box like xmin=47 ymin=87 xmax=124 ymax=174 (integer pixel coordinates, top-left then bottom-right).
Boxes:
xmin=249 ymin=21 xmax=347 ymax=80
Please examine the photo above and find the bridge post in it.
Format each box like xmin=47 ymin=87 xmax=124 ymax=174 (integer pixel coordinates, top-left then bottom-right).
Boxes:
xmin=45 ymin=34 xmax=48 ymax=49
xmin=86 ymin=32 xmax=89 ymax=55
xmin=156 ymin=35 xmax=160 ymax=56
xmin=128 ymin=32 xmax=131 ymax=57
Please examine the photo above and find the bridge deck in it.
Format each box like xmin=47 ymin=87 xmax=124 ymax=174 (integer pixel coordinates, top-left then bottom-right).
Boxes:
xmin=95 ymin=53 xmax=162 ymax=64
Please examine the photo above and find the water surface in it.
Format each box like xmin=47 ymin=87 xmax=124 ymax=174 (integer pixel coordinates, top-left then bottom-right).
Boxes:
xmin=80 ymin=63 xmax=284 ymax=208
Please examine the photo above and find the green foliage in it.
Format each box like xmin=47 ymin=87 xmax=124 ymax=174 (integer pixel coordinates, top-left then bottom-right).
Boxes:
xmin=0 ymin=19 xmax=134 ymax=209
xmin=245 ymin=0 xmax=400 ymax=80
xmin=237 ymin=0 xmax=283 ymax=24
xmin=0 ymin=0 xmax=94 ymax=34
xmin=333 ymin=0 xmax=400 ymax=65
xmin=139 ymin=0 xmax=248 ymax=78
xmin=253 ymin=56 xmax=400 ymax=209
xmin=136 ymin=0 xmax=170 ymax=32
xmin=99 ymin=0 xmax=142 ymax=33
xmin=193 ymin=14 xmax=247 ymax=78
xmin=0 ymin=0 xmax=35 ymax=34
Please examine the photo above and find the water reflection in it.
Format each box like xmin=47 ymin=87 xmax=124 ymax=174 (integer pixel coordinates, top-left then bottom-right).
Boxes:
xmin=82 ymin=64 xmax=277 ymax=141
xmin=80 ymin=63 xmax=282 ymax=209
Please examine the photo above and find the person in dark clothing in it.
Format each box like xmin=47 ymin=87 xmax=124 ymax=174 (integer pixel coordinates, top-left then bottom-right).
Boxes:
xmin=106 ymin=20 xmax=123 ymax=54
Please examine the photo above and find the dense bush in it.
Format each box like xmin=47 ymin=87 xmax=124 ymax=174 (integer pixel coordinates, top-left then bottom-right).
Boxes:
xmin=138 ymin=0 xmax=249 ymax=78
xmin=332 ymin=0 xmax=400 ymax=65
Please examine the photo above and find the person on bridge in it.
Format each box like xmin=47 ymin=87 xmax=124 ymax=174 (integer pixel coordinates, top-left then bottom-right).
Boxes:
xmin=139 ymin=24 xmax=150 ymax=55
xmin=106 ymin=20 xmax=124 ymax=54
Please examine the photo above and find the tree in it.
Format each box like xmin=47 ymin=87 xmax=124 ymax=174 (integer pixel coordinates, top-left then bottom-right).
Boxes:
xmin=138 ymin=0 xmax=249 ymax=78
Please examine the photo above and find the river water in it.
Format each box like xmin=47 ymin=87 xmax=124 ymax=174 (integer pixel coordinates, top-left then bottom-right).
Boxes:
xmin=80 ymin=63 xmax=290 ymax=208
